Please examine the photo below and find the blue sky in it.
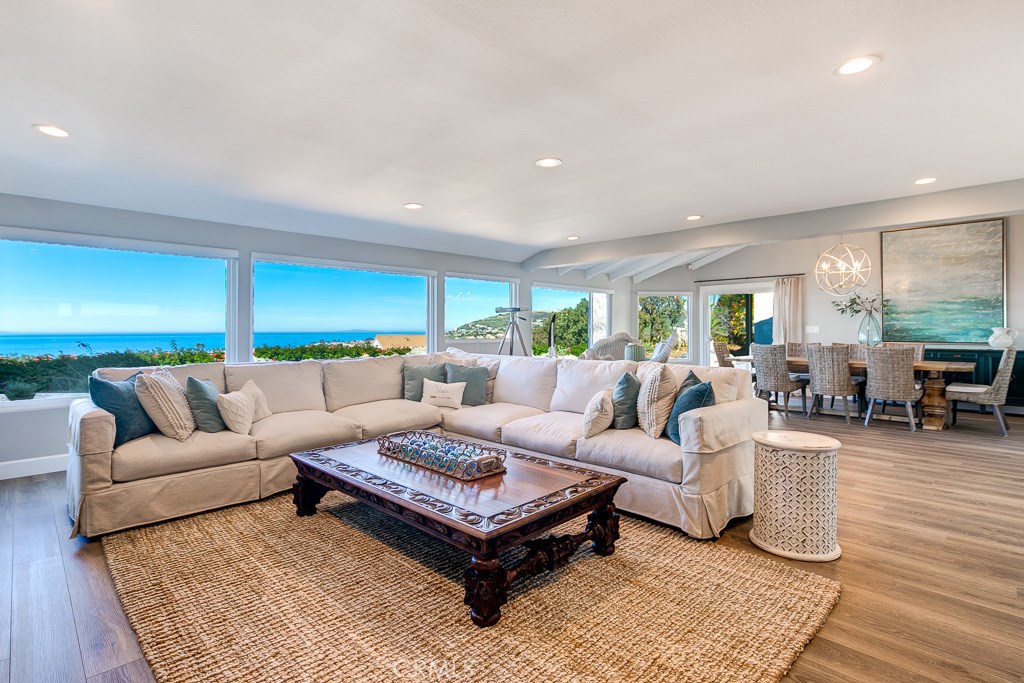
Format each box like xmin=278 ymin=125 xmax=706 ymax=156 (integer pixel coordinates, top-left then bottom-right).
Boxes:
xmin=0 ymin=240 xmax=591 ymax=335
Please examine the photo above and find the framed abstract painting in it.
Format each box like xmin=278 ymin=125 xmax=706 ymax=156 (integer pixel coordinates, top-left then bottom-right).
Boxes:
xmin=881 ymin=219 xmax=1005 ymax=343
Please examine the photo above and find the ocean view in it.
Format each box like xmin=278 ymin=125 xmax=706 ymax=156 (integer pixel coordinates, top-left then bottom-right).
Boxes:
xmin=0 ymin=332 xmax=425 ymax=357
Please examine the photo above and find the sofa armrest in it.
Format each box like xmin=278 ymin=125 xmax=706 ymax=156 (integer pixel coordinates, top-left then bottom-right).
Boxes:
xmin=67 ymin=398 xmax=114 ymax=491
xmin=677 ymin=397 xmax=769 ymax=454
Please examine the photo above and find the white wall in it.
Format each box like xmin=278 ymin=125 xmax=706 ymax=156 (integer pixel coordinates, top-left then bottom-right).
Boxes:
xmin=0 ymin=193 xmax=633 ymax=469
xmin=634 ymin=214 xmax=1024 ymax=364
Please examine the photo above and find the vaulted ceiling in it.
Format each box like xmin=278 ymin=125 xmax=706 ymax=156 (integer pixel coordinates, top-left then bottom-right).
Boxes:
xmin=2 ymin=1 xmax=1023 ymax=263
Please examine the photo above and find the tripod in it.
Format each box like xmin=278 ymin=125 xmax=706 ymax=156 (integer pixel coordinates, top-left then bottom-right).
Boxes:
xmin=496 ymin=308 xmax=530 ymax=356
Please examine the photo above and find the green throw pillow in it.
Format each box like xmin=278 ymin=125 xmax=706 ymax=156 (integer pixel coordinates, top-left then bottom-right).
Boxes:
xmin=185 ymin=376 xmax=227 ymax=433
xmin=611 ymin=372 xmax=641 ymax=430
xmin=404 ymin=363 xmax=446 ymax=402
xmin=665 ymin=380 xmax=716 ymax=445
xmin=88 ymin=373 xmax=156 ymax=448
xmin=446 ymin=364 xmax=488 ymax=406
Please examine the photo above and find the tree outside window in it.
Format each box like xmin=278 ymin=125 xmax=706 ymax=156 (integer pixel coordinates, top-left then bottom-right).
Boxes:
xmin=637 ymin=294 xmax=689 ymax=359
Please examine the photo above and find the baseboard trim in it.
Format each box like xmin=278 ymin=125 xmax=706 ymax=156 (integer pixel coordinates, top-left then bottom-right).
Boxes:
xmin=0 ymin=453 xmax=68 ymax=480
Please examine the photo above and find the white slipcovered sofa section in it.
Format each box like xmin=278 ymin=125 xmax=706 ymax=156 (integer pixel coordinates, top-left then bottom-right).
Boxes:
xmin=67 ymin=350 xmax=766 ymax=539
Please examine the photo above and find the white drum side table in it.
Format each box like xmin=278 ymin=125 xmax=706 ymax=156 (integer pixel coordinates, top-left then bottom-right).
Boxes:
xmin=749 ymin=430 xmax=842 ymax=562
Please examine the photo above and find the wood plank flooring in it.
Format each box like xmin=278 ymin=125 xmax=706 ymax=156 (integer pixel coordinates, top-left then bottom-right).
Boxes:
xmin=1 ymin=411 xmax=1021 ymax=682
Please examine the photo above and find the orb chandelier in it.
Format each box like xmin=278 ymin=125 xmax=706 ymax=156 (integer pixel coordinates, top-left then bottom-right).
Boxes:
xmin=815 ymin=239 xmax=871 ymax=296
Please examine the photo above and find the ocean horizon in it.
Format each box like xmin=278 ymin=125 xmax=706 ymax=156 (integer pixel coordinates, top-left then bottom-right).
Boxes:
xmin=0 ymin=331 xmax=426 ymax=357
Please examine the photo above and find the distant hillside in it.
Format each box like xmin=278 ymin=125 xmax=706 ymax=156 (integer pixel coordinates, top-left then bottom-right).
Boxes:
xmin=446 ymin=310 xmax=555 ymax=339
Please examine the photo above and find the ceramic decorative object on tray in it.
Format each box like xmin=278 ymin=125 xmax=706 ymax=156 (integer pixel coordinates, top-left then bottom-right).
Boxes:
xmin=377 ymin=430 xmax=507 ymax=481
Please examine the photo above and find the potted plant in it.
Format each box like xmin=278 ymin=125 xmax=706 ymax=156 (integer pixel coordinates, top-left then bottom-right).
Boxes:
xmin=832 ymin=292 xmax=882 ymax=346
xmin=1 ymin=380 xmax=39 ymax=401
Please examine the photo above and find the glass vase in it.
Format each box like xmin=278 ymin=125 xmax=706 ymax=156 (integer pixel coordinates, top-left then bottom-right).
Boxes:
xmin=858 ymin=311 xmax=882 ymax=346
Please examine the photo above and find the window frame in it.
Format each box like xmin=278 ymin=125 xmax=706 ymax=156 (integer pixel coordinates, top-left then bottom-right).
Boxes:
xmin=0 ymin=227 xmax=238 ymax=410
xmin=251 ymin=252 xmax=437 ymax=358
xmin=698 ymin=281 xmax=774 ymax=365
xmin=442 ymin=273 xmax=518 ymax=344
xmin=636 ymin=289 xmax=693 ymax=363
xmin=531 ymin=281 xmax=613 ymax=349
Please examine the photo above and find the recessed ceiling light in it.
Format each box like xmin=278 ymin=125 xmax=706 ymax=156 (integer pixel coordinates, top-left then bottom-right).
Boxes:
xmin=832 ymin=55 xmax=880 ymax=76
xmin=403 ymin=203 xmax=424 ymax=210
xmin=536 ymin=158 xmax=562 ymax=168
xmin=914 ymin=177 xmax=937 ymax=185
xmin=686 ymin=215 xmax=703 ymax=221
xmin=567 ymin=235 xmax=580 ymax=241
xmin=33 ymin=124 xmax=70 ymax=138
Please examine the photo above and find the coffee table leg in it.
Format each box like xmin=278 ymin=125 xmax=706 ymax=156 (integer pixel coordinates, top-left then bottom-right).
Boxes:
xmin=292 ymin=475 xmax=329 ymax=517
xmin=587 ymin=498 xmax=621 ymax=556
xmin=463 ymin=556 xmax=509 ymax=627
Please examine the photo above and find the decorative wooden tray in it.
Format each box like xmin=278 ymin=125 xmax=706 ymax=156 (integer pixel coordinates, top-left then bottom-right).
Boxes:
xmin=376 ymin=430 xmax=507 ymax=481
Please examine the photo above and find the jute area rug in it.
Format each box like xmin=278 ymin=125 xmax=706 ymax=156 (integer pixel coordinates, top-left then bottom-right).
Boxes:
xmin=103 ymin=493 xmax=840 ymax=683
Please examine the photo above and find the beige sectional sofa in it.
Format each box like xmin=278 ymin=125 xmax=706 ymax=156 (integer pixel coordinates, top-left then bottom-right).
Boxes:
xmin=67 ymin=349 xmax=767 ymax=539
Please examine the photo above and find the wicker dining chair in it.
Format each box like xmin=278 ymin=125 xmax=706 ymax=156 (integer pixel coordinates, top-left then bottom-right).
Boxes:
xmin=881 ymin=341 xmax=925 ymax=360
xmin=786 ymin=341 xmax=818 ymax=382
xmin=806 ymin=345 xmax=864 ymax=423
xmin=864 ymin=346 xmax=923 ymax=431
xmin=752 ymin=343 xmax=807 ymax=417
xmin=847 ymin=344 xmax=869 ymax=360
xmin=946 ymin=348 xmax=1017 ymax=436
xmin=713 ymin=341 xmax=734 ymax=368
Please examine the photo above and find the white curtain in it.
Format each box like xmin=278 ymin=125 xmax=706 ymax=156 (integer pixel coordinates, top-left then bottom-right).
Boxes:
xmin=772 ymin=277 xmax=802 ymax=345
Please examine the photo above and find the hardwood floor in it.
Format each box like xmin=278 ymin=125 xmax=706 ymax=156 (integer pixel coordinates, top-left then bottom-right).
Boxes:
xmin=1 ymin=411 xmax=1021 ymax=682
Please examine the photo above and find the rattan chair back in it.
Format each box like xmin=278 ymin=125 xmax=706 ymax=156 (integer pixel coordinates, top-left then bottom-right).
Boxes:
xmin=713 ymin=341 xmax=734 ymax=368
xmin=808 ymin=345 xmax=854 ymax=397
xmin=865 ymin=346 xmax=920 ymax=402
xmin=752 ymin=343 xmax=802 ymax=393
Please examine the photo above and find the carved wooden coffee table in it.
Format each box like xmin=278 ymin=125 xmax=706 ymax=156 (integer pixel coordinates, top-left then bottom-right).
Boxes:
xmin=290 ymin=440 xmax=626 ymax=627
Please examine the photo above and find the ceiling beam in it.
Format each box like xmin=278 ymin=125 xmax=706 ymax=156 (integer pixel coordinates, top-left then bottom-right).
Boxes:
xmin=631 ymin=251 xmax=708 ymax=284
xmin=519 ymin=178 xmax=1024 ymax=270
xmin=607 ymin=254 xmax=676 ymax=282
xmin=557 ymin=266 xmax=578 ymax=276
xmin=585 ymin=260 xmax=626 ymax=279
xmin=687 ymin=246 xmax=746 ymax=270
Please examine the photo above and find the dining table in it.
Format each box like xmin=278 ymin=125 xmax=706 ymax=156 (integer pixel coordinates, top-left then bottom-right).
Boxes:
xmin=731 ymin=355 xmax=977 ymax=431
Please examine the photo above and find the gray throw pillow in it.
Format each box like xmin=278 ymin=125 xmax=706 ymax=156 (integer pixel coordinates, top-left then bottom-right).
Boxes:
xmin=611 ymin=372 xmax=641 ymax=430
xmin=404 ymin=363 xmax=446 ymax=402
xmin=445 ymin=363 xmax=488 ymax=406
xmin=88 ymin=373 xmax=156 ymax=447
xmin=185 ymin=376 xmax=227 ymax=433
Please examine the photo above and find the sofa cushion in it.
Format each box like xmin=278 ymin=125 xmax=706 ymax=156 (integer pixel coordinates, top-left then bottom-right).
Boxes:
xmin=666 ymin=381 xmax=716 ymax=445
xmin=112 ymin=430 xmax=257 ymax=482
xmin=225 ymin=360 xmax=326 ymax=413
xmin=334 ymin=399 xmax=443 ymax=438
xmin=248 ymin=410 xmax=361 ymax=460
xmin=403 ymin=363 xmax=446 ymax=401
xmin=185 ymin=377 xmax=228 ymax=433
xmin=637 ymin=363 xmax=678 ymax=439
xmin=323 ymin=356 xmax=404 ymax=412
xmin=135 ymin=369 xmax=195 ymax=441
xmin=501 ymin=412 xmax=585 ymax=458
xmin=88 ymin=374 xmax=156 ymax=448
xmin=576 ymin=428 xmax=683 ymax=484
xmin=94 ymin=363 xmax=228 ymax=393
xmin=492 ymin=357 xmax=558 ymax=411
xmin=656 ymin=363 xmax=744 ymax=403
xmin=441 ymin=402 xmax=544 ymax=442
xmin=445 ymin=363 xmax=488 ymax=406
xmin=550 ymin=359 xmax=638 ymax=414
xmin=611 ymin=372 xmax=641 ymax=430
xmin=582 ymin=389 xmax=614 ymax=438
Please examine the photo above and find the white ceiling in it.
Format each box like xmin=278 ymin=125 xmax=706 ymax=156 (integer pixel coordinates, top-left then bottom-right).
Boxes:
xmin=2 ymin=1 xmax=1024 ymax=262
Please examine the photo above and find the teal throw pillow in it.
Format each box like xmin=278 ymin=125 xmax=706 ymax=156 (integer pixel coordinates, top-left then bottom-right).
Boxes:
xmin=88 ymin=374 xmax=157 ymax=448
xmin=404 ymin=363 xmax=446 ymax=401
xmin=185 ymin=376 xmax=227 ymax=433
xmin=665 ymin=380 xmax=716 ymax=445
xmin=446 ymin=363 xmax=488 ymax=406
xmin=611 ymin=372 xmax=641 ymax=429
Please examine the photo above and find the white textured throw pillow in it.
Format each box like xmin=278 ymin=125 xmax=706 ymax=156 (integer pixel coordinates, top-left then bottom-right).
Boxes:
xmin=637 ymin=364 xmax=679 ymax=439
xmin=135 ymin=369 xmax=196 ymax=441
xmin=239 ymin=379 xmax=272 ymax=422
xmin=217 ymin=390 xmax=257 ymax=435
xmin=582 ymin=388 xmax=614 ymax=438
xmin=420 ymin=378 xmax=465 ymax=409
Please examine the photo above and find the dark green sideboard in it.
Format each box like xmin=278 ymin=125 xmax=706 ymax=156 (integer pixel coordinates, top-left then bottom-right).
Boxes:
xmin=924 ymin=347 xmax=1024 ymax=407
